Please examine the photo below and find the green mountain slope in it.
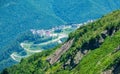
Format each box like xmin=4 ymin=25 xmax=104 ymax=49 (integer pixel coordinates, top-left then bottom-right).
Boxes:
xmin=1 ymin=10 xmax=120 ymax=74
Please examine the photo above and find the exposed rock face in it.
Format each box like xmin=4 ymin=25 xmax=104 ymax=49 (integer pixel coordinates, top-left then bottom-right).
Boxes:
xmin=47 ymin=39 xmax=74 ymax=65
xmin=74 ymin=51 xmax=84 ymax=64
xmin=102 ymin=69 xmax=113 ymax=74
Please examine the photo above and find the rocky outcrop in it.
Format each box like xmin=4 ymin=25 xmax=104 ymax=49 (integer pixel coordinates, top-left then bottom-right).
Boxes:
xmin=74 ymin=51 xmax=84 ymax=64
xmin=102 ymin=69 xmax=113 ymax=74
xmin=47 ymin=39 xmax=74 ymax=65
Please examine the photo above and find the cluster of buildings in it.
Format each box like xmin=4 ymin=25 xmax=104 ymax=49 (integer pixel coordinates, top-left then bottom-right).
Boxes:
xmin=30 ymin=19 xmax=94 ymax=38
xmin=30 ymin=25 xmax=72 ymax=37
xmin=30 ymin=29 xmax=52 ymax=37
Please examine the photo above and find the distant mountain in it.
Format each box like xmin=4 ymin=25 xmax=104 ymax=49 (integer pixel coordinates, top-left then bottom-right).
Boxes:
xmin=0 ymin=0 xmax=120 ymax=71
xmin=53 ymin=0 xmax=120 ymax=23
xmin=1 ymin=10 xmax=120 ymax=74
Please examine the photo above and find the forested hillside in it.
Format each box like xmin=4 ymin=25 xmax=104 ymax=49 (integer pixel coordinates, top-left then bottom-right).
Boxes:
xmin=1 ymin=10 xmax=120 ymax=74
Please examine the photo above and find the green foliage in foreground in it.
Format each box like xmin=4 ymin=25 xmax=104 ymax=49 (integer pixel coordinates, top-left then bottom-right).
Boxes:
xmin=1 ymin=10 xmax=120 ymax=74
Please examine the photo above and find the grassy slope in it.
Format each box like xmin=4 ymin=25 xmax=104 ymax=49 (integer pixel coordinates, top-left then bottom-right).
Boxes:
xmin=73 ymin=31 xmax=120 ymax=74
xmin=1 ymin=10 xmax=120 ymax=74
xmin=56 ymin=30 xmax=120 ymax=74
xmin=49 ymin=10 xmax=120 ymax=74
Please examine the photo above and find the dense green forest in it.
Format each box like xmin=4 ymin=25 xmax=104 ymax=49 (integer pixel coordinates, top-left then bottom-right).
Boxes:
xmin=1 ymin=10 xmax=120 ymax=74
